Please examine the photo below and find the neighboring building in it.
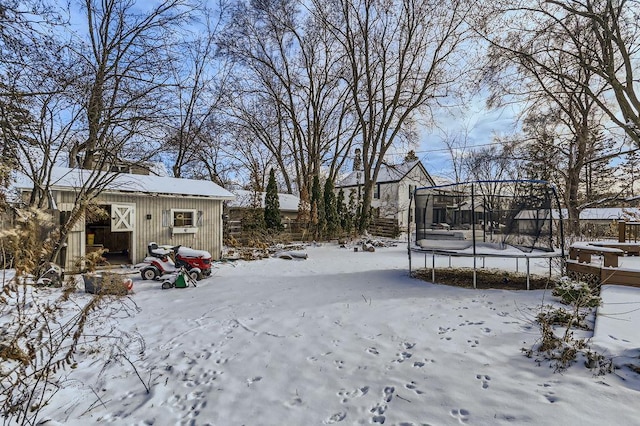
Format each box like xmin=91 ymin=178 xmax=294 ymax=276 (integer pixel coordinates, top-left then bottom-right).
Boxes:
xmin=516 ymin=207 xmax=640 ymax=238
xmin=14 ymin=166 xmax=235 ymax=272
xmin=336 ymin=160 xmax=435 ymax=229
xmin=226 ymin=190 xmax=301 ymax=222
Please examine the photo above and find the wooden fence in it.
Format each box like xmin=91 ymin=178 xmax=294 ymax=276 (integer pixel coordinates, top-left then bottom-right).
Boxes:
xmin=618 ymin=221 xmax=640 ymax=243
xmin=224 ymin=216 xmax=401 ymax=241
xmin=368 ymin=218 xmax=400 ymax=239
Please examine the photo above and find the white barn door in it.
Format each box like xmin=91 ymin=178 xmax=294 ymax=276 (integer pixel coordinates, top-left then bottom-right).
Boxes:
xmin=111 ymin=204 xmax=135 ymax=232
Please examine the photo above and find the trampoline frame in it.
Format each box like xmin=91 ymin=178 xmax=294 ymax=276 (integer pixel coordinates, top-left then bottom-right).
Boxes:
xmin=408 ymin=179 xmax=566 ymax=289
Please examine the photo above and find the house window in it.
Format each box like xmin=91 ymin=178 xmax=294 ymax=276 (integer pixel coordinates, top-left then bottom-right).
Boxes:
xmin=172 ymin=210 xmax=195 ymax=227
xmin=409 ymin=185 xmax=415 ymax=198
xmin=374 ymin=183 xmax=381 ymax=199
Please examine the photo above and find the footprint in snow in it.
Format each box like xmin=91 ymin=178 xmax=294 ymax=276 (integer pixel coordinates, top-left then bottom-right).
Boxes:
xmin=450 ymin=408 xmax=470 ymax=424
xmin=337 ymin=386 xmax=369 ymax=403
xmin=394 ymin=351 xmax=412 ymax=363
xmin=324 ymin=412 xmax=346 ymax=424
xmin=475 ymin=374 xmax=491 ymax=389
xmin=383 ymin=386 xmax=395 ymax=402
xmin=246 ymin=376 xmax=262 ymax=385
xmin=404 ymin=381 xmax=424 ymax=395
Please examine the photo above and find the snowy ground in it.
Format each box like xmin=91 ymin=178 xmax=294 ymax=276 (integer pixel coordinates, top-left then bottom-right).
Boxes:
xmin=33 ymin=243 xmax=640 ymax=425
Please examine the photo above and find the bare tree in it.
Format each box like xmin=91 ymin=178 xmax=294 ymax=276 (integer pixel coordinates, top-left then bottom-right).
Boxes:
xmin=70 ymin=0 xmax=196 ymax=171
xmin=479 ymin=0 xmax=640 ymax=146
xmin=317 ymin=0 xmax=473 ymax=231
xmin=162 ymin=4 xmax=231 ymax=178
xmin=478 ymin=1 xmax=625 ymax=234
xmin=0 ymin=1 xmax=70 ymax=201
xmin=546 ymin=0 xmax=640 ymax=147
xmin=220 ymin=0 xmax=358 ymax=194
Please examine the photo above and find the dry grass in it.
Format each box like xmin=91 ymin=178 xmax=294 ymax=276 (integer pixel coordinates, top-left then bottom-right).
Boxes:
xmin=413 ymin=267 xmax=558 ymax=290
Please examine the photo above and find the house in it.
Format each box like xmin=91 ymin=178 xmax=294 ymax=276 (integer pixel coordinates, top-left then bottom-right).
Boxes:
xmin=225 ymin=190 xmax=302 ymax=238
xmin=14 ymin=166 xmax=235 ymax=272
xmin=336 ymin=160 xmax=435 ymax=229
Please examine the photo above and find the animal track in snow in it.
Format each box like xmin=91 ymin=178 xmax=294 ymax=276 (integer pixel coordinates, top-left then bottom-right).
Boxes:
xmin=413 ymin=358 xmax=435 ymax=368
xmin=404 ymin=381 xmax=424 ymax=395
xmin=383 ymin=386 xmax=395 ymax=402
xmin=467 ymin=339 xmax=479 ymax=348
xmin=476 ymin=374 xmax=491 ymax=389
xmin=393 ymin=351 xmax=413 ymax=363
xmin=324 ymin=412 xmax=346 ymax=424
xmin=366 ymin=347 xmax=380 ymax=355
xmin=459 ymin=320 xmax=484 ymax=326
xmin=246 ymin=376 xmax=262 ymax=385
xmin=370 ymin=403 xmax=387 ymax=423
xmin=450 ymin=408 xmax=470 ymax=424
xmin=537 ymin=383 xmax=557 ymax=403
xmin=337 ymin=386 xmax=369 ymax=403
xmin=285 ymin=396 xmax=303 ymax=407
xmin=334 ymin=360 xmax=345 ymax=369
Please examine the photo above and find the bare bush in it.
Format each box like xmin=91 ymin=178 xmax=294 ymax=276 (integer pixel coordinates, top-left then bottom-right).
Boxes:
xmin=524 ymin=279 xmax=612 ymax=374
xmin=0 ymin=208 xmax=142 ymax=425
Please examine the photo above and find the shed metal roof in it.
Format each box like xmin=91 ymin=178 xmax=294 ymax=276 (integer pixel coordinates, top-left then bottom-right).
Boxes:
xmin=14 ymin=167 xmax=235 ymax=200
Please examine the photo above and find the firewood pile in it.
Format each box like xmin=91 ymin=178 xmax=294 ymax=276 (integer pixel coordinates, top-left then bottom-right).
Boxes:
xmin=223 ymin=243 xmax=308 ymax=261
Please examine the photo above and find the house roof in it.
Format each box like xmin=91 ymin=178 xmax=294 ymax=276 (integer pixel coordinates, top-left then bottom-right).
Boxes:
xmin=228 ymin=190 xmax=300 ymax=212
xmin=516 ymin=208 xmax=640 ymax=221
xmin=336 ymin=160 xmax=432 ymax=187
xmin=14 ymin=166 xmax=235 ymax=200
xmin=579 ymin=208 xmax=640 ymax=220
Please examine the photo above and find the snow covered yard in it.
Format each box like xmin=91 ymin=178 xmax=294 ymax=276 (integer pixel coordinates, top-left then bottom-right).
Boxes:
xmin=38 ymin=244 xmax=640 ymax=425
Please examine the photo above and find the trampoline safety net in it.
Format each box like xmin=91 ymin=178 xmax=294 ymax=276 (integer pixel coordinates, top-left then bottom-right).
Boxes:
xmin=413 ymin=180 xmax=563 ymax=253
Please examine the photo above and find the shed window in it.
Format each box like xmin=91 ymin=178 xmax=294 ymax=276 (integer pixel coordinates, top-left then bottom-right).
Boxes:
xmin=172 ymin=210 xmax=196 ymax=227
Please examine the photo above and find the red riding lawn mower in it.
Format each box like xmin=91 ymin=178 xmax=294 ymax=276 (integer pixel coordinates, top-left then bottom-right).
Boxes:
xmin=137 ymin=242 xmax=212 ymax=281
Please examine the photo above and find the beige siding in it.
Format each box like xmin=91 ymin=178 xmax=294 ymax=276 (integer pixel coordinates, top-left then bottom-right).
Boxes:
xmin=63 ymin=226 xmax=85 ymax=272
xmin=372 ymin=165 xmax=433 ymax=228
xmin=57 ymin=191 xmax=224 ymax=270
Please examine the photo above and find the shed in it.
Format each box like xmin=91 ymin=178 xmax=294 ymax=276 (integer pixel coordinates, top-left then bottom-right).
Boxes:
xmin=14 ymin=167 xmax=235 ymax=271
xmin=227 ymin=190 xmax=301 ymax=221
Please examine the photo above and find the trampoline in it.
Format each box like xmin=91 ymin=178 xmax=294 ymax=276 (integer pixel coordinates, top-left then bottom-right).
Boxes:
xmin=408 ymin=180 xmax=565 ymax=289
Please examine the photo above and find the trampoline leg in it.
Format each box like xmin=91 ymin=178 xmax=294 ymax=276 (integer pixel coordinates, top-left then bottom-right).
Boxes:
xmin=473 ymin=256 xmax=477 ymax=289
xmin=432 ymin=252 xmax=435 ymax=283
xmin=526 ymin=258 xmax=530 ymax=290
xmin=448 ymin=255 xmax=451 ymax=268
xmin=516 ymin=258 xmax=519 ymax=273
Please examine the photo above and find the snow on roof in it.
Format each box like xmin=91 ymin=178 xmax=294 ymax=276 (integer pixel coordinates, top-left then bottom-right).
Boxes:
xmin=13 ymin=166 xmax=235 ymax=199
xmin=580 ymin=208 xmax=640 ymax=220
xmin=228 ymin=190 xmax=300 ymax=212
xmin=516 ymin=208 xmax=640 ymax=221
xmin=336 ymin=160 xmax=427 ymax=187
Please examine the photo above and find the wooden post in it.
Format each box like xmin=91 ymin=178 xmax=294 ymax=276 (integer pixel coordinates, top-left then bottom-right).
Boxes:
xmin=619 ymin=220 xmax=626 ymax=243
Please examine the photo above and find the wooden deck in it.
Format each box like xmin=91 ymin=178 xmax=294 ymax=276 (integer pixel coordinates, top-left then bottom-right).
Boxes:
xmin=567 ymin=241 xmax=640 ymax=287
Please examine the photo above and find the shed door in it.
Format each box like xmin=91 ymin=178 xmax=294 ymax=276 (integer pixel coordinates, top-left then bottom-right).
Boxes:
xmin=111 ymin=204 xmax=135 ymax=232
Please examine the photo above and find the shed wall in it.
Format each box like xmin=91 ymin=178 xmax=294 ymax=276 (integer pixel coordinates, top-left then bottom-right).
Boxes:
xmin=57 ymin=191 xmax=224 ymax=271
